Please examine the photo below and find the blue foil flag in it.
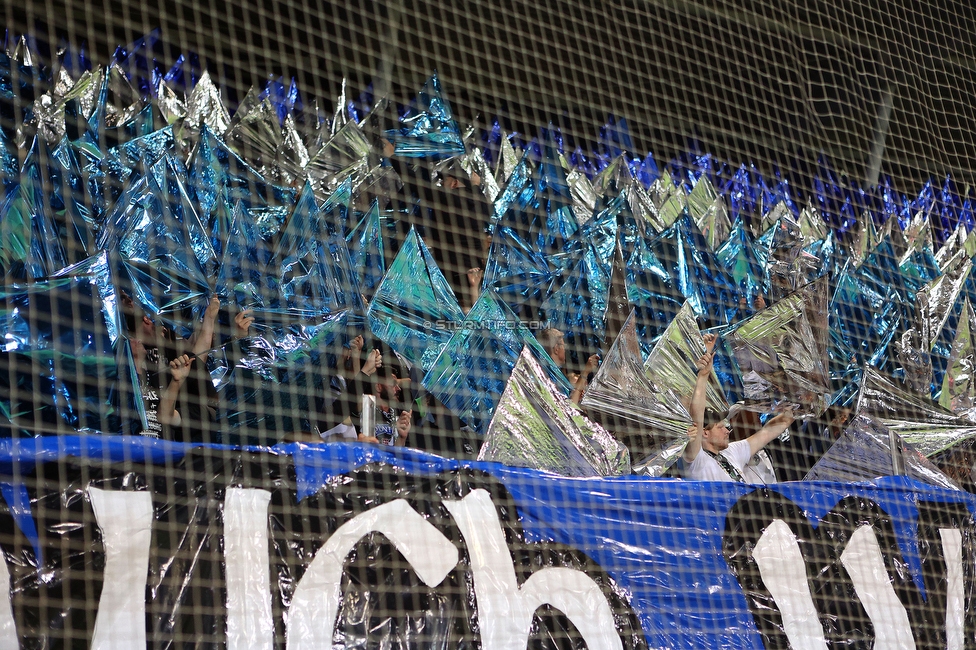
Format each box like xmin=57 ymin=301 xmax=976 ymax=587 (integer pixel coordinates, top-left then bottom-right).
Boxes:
xmin=646 ymin=213 xmax=740 ymax=328
xmin=716 ymin=216 xmax=764 ymax=312
xmin=385 ymin=72 xmax=465 ymax=158
xmin=479 ymin=347 xmax=629 ymax=476
xmin=345 ymin=198 xmax=386 ymax=300
xmin=116 ymin=165 xmax=213 ymax=330
xmin=482 ymin=220 xmax=556 ymax=320
xmin=0 ymin=276 xmax=131 ymax=434
xmin=368 ymin=226 xmax=464 ymax=371
xmin=541 ymin=239 xmax=611 ymax=348
xmin=148 ymin=155 xmax=216 ymax=275
xmin=491 ymin=151 xmax=529 ymax=221
xmin=214 ymin=200 xmax=276 ymax=310
xmin=422 ymin=290 xmax=570 ymax=435
xmin=188 ymin=124 xmax=297 ymax=225
xmin=271 ymin=182 xmax=363 ymax=319
xmin=624 ymin=233 xmax=685 ymax=347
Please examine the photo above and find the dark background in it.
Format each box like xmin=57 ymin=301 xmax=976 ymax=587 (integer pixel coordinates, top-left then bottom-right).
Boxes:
xmin=5 ymin=0 xmax=976 ymax=193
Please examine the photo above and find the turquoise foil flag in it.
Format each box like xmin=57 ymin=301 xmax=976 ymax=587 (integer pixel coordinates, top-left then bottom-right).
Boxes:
xmin=368 ymin=226 xmax=464 ymax=371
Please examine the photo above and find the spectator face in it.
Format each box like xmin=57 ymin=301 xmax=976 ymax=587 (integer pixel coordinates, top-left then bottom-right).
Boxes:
xmin=550 ymin=336 xmax=566 ymax=367
xmin=703 ymin=419 xmax=731 ymax=451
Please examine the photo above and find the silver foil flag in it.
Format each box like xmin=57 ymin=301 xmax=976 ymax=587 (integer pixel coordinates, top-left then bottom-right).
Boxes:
xmin=305 ymin=117 xmax=372 ymax=200
xmin=422 ymin=290 xmax=571 ymax=435
xmin=797 ymin=202 xmax=828 ymax=242
xmin=185 ymin=70 xmax=231 ymax=136
xmin=479 ymin=347 xmax=630 ymax=477
xmin=916 ymin=248 xmax=970 ymax=351
xmin=935 ymin=221 xmax=967 ymax=271
xmin=225 ymin=86 xmax=282 ymax=175
xmin=495 ymin=131 xmax=519 ymax=185
xmin=687 ymin=175 xmax=731 ymax=251
xmin=803 ymin=414 xmax=959 ymax=489
xmin=567 ymin=167 xmax=597 ymax=225
xmin=855 ymin=364 xmax=976 ymax=458
xmin=459 ymin=147 xmax=500 ymax=203
xmin=643 ymin=301 xmax=728 ymax=413
xmin=582 ymin=310 xmax=691 ymax=472
xmin=726 ymin=277 xmax=831 ymax=418
xmin=367 ymin=226 xmax=464 ymax=371
xmin=939 ymin=298 xmax=976 ymax=420
xmin=896 ymin=328 xmax=933 ymax=396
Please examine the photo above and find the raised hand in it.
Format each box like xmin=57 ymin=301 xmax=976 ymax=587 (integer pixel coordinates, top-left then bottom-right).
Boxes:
xmin=584 ymin=353 xmax=600 ymax=374
xmin=702 ymin=332 xmax=717 ymax=353
xmin=234 ymin=310 xmax=254 ymax=339
xmin=169 ymin=354 xmax=193 ymax=383
xmin=395 ymin=410 xmax=412 ymax=445
xmin=695 ymin=350 xmax=714 ymax=376
xmin=362 ymin=349 xmax=383 ymax=376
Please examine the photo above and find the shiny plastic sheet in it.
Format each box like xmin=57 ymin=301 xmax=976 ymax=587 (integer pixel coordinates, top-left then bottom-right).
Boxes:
xmin=688 ymin=176 xmax=731 ymax=251
xmin=0 ymin=276 xmax=130 ymax=433
xmin=804 ymin=414 xmax=959 ymax=489
xmin=479 ymin=347 xmax=630 ymax=476
xmin=646 ymin=214 xmax=740 ymax=328
xmin=481 ymin=221 xmax=555 ymax=318
xmin=385 ymin=72 xmax=465 ymax=158
xmin=727 ymin=278 xmax=831 ymax=417
xmin=716 ymin=217 xmax=764 ymax=311
xmin=345 ymin=199 xmax=386 ymax=300
xmin=185 ymin=70 xmax=231 ymax=135
xmin=225 ymin=87 xmax=283 ymax=175
xmin=643 ymin=301 xmax=728 ymax=414
xmin=367 ymin=226 xmax=464 ymax=371
xmin=582 ymin=310 xmax=691 ymax=470
xmin=305 ymin=117 xmax=373 ymax=199
xmin=856 ymin=365 xmax=976 ymax=457
xmin=940 ymin=298 xmax=976 ymax=418
xmin=422 ymin=291 xmax=571 ymax=434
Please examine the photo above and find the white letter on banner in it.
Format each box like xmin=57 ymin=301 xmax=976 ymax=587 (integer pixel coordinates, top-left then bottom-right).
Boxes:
xmin=286 ymin=499 xmax=458 ymax=650
xmin=224 ymin=488 xmax=273 ymax=650
xmin=940 ymin=528 xmax=964 ymax=650
xmin=752 ymin=519 xmax=827 ymax=650
xmin=840 ymin=525 xmax=916 ymax=650
xmin=88 ymin=488 xmax=153 ymax=650
xmin=0 ymin=548 xmax=17 ymax=650
xmin=444 ymin=489 xmax=622 ymax=650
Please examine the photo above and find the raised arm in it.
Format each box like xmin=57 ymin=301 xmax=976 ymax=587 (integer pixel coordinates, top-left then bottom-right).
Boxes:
xmin=192 ymin=297 xmax=221 ymax=361
xmin=747 ymin=407 xmax=795 ymax=456
xmin=158 ymin=354 xmax=193 ymax=428
xmin=682 ymin=334 xmax=716 ymax=463
xmin=569 ymin=353 xmax=600 ymax=404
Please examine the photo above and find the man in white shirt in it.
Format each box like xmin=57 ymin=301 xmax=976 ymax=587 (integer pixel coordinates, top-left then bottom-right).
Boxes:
xmin=682 ymin=334 xmax=794 ymax=483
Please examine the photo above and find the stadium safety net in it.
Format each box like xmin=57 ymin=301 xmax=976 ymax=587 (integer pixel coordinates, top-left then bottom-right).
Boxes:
xmin=0 ymin=0 xmax=974 ymax=648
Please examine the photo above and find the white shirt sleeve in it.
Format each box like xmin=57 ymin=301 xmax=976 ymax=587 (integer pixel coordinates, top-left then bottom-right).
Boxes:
xmin=723 ymin=439 xmax=753 ymax=473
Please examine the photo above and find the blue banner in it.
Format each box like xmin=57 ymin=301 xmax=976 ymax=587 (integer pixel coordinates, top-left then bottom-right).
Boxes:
xmin=0 ymin=436 xmax=971 ymax=649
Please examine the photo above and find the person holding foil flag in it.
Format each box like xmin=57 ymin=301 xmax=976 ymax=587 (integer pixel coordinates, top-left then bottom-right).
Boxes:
xmin=682 ymin=334 xmax=795 ymax=482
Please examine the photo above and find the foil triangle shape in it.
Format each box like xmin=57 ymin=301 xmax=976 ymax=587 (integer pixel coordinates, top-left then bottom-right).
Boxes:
xmin=803 ymin=414 xmax=959 ymax=489
xmin=727 ymin=277 xmax=832 ymax=417
xmin=345 ymin=198 xmax=386 ymax=300
xmin=582 ymin=310 xmax=691 ymax=471
xmin=385 ymin=72 xmax=465 ymax=158
xmin=646 ymin=213 xmax=740 ymax=328
xmin=367 ymin=226 xmax=464 ymax=371
xmin=185 ymin=70 xmax=231 ymax=135
xmin=644 ymin=301 xmax=729 ymax=413
xmin=479 ymin=347 xmax=630 ymax=477
xmin=481 ymin=219 xmax=556 ymax=319
xmin=422 ymin=290 xmax=571 ymax=435
xmin=716 ymin=216 xmax=764 ymax=313
xmin=939 ymin=298 xmax=976 ymax=420
xmin=856 ymin=365 xmax=976 ymax=458
xmin=214 ymin=200 xmax=275 ymax=310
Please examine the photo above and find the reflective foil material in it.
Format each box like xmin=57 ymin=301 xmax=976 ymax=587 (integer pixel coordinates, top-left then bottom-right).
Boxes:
xmin=385 ymin=72 xmax=465 ymax=158
xmin=582 ymin=310 xmax=691 ymax=470
xmin=368 ymin=226 xmax=464 ymax=371
xmin=940 ymin=298 xmax=976 ymax=418
xmin=185 ymin=70 xmax=231 ymax=135
xmin=643 ymin=302 xmax=728 ymax=414
xmin=345 ymin=199 xmax=386 ymax=301
xmin=688 ymin=176 xmax=731 ymax=251
xmin=422 ymin=291 xmax=571 ymax=434
xmin=804 ymin=414 xmax=959 ymax=489
xmin=727 ymin=278 xmax=831 ymax=417
xmin=856 ymin=365 xmax=976 ymax=457
xmin=479 ymin=347 xmax=630 ymax=476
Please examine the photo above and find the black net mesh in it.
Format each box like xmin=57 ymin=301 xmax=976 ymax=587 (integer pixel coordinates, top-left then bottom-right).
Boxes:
xmin=0 ymin=0 xmax=975 ymax=648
